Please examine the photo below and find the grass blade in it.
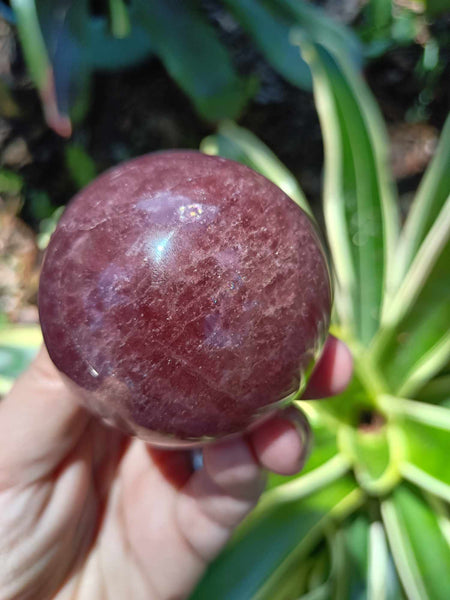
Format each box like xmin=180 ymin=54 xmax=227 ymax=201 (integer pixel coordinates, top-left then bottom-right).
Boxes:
xmin=296 ymin=39 xmax=399 ymax=345
xmin=201 ymin=120 xmax=312 ymax=217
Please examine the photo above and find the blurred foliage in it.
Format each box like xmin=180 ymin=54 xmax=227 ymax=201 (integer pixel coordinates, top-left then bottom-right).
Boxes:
xmin=192 ymin=40 xmax=450 ymax=600
xmin=9 ymin=0 xmax=362 ymax=133
xmin=1 ymin=1 xmax=450 ymax=598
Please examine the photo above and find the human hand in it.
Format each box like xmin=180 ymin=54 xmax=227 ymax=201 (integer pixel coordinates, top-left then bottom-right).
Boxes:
xmin=0 ymin=335 xmax=351 ymax=600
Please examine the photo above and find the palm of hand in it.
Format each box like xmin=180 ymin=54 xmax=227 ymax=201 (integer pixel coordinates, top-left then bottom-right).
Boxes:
xmin=0 ymin=339 xmax=350 ymax=600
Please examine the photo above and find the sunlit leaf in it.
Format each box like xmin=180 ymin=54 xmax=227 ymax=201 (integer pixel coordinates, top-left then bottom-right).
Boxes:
xmin=134 ymin=0 xmax=253 ymax=121
xmin=201 ymin=120 xmax=312 ymax=217
xmin=192 ymin=478 xmax=363 ymax=600
xmin=382 ymin=484 xmax=450 ymax=600
xmin=296 ymin=39 xmax=399 ymax=345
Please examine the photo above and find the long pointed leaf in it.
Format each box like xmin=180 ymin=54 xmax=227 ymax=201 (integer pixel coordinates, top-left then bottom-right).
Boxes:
xmin=334 ymin=516 xmax=401 ymax=600
xmin=191 ymin=478 xmax=363 ymax=600
xmin=10 ymin=0 xmax=72 ymax=136
xmin=382 ymin=196 xmax=450 ymax=329
xmin=382 ymin=484 xmax=450 ymax=600
xmin=390 ymin=113 xmax=450 ymax=293
xmin=374 ymin=229 xmax=450 ymax=395
xmin=296 ymin=39 xmax=399 ymax=345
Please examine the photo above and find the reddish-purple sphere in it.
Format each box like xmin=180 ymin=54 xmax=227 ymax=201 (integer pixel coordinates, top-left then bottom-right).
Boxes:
xmin=39 ymin=151 xmax=331 ymax=445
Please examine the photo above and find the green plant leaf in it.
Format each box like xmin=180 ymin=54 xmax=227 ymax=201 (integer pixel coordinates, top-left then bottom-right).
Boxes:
xmin=108 ymin=0 xmax=130 ymax=38
xmin=374 ymin=230 xmax=450 ymax=396
xmin=65 ymin=143 xmax=97 ymax=189
xmin=10 ymin=0 xmax=70 ymax=135
xmin=88 ymin=10 xmax=153 ymax=71
xmin=382 ymin=394 xmax=450 ymax=429
xmin=382 ymin=484 xmax=450 ymax=600
xmin=336 ymin=515 xmax=400 ymax=600
xmin=192 ymin=478 xmax=363 ymax=600
xmin=10 ymin=0 xmax=49 ymax=90
xmin=277 ymin=0 xmax=362 ymax=65
xmin=381 ymin=196 xmax=450 ymax=330
xmin=415 ymin=374 xmax=450 ymax=404
xmin=200 ymin=120 xmax=312 ymax=217
xmin=134 ymin=0 xmax=253 ymax=121
xmin=222 ymin=0 xmax=362 ymax=94
xmin=390 ymin=114 xmax=450 ymax=296
xmin=270 ymin=544 xmax=331 ymax=600
xmin=400 ymin=416 xmax=450 ymax=503
xmin=39 ymin=0 xmax=92 ymax=126
xmin=338 ymin=423 xmax=402 ymax=495
xmin=296 ymin=39 xmax=399 ymax=345
xmin=222 ymin=0 xmax=313 ymax=90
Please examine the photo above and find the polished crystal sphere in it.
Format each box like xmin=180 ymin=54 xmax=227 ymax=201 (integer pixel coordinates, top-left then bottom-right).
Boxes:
xmin=39 ymin=151 xmax=331 ymax=446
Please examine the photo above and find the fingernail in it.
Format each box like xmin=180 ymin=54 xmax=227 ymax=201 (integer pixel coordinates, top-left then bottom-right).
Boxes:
xmin=285 ymin=407 xmax=313 ymax=469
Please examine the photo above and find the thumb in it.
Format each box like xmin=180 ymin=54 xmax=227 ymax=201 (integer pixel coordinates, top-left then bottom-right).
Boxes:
xmin=0 ymin=346 xmax=89 ymax=489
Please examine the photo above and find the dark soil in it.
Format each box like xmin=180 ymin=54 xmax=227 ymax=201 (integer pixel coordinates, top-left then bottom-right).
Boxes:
xmin=1 ymin=6 xmax=449 ymax=221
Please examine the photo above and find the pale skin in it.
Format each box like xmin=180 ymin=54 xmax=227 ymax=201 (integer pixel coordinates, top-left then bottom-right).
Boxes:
xmin=0 ymin=336 xmax=352 ymax=600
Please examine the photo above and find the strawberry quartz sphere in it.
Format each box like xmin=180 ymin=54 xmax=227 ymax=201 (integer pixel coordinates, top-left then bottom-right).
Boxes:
xmin=39 ymin=151 xmax=331 ymax=446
